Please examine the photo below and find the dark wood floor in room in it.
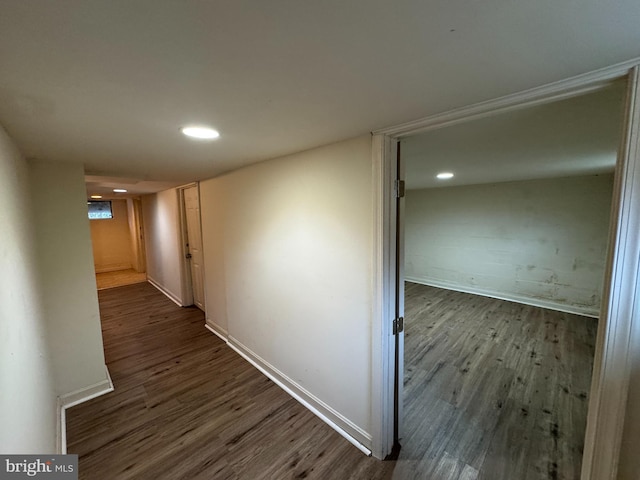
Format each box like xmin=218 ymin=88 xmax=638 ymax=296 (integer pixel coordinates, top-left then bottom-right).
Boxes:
xmin=66 ymin=281 xmax=597 ymax=480
xmin=66 ymin=282 xmax=393 ymax=480
xmin=400 ymin=282 xmax=597 ymax=480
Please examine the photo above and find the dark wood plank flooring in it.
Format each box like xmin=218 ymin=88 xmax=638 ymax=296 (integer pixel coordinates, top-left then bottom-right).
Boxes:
xmin=401 ymin=282 xmax=597 ymax=480
xmin=66 ymin=281 xmax=597 ymax=479
xmin=66 ymin=282 xmax=393 ymax=480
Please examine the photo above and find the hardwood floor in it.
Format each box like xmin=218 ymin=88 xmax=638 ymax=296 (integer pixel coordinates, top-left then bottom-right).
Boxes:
xmin=66 ymin=281 xmax=596 ymax=479
xmin=95 ymin=269 xmax=147 ymax=290
xmin=401 ymin=282 xmax=597 ymax=480
xmin=66 ymin=282 xmax=393 ymax=480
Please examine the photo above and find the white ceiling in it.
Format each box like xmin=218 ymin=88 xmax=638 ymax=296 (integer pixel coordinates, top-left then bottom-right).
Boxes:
xmin=402 ymin=81 xmax=627 ymax=190
xmin=1 ymin=1 xmax=639 ymax=195
xmin=84 ymin=176 xmax=185 ymax=199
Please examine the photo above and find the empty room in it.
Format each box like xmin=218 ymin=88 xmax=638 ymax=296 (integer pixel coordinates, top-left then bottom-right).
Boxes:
xmin=398 ymin=82 xmax=625 ymax=478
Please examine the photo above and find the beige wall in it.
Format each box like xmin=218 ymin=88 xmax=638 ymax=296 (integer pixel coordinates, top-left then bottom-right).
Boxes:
xmin=405 ymin=174 xmax=614 ymax=316
xmin=199 ymin=135 xmax=374 ymax=446
xmin=0 ymin=126 xmax=109 ymax=452
xmin=142 ymin=188 xmax=184 ymax=304
xmin=90 ymin=199 xmax=132 ymax=273
xmin=0 ymin=126 xmax=57 ymax=453
xmin=30 ymin=160 xmax=108 ymax=397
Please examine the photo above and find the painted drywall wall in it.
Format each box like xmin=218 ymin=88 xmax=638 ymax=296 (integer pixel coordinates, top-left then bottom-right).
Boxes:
xmin=0 ymin=126 xmax=57 ymax=453
xmin=90 ymin=199 xmax=132 ymax=272
xmin=142 ymin=188 xmax=183 ymax=304
xmin=199 ymin=135 xmax=373 ymax=445
xmin=30 ymin=160 xmax=109 ymax=396
xmin=405 ymin=174 xmax=614 ymax=316
xmin=199 ymin=182 xmax=228 ymax=337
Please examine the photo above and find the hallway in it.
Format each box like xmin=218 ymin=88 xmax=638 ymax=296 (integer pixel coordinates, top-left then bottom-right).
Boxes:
xmin=65 ymin=280 xmax=595 ymax=479
xmin=65 ymin=283 xmax=392 ymax=479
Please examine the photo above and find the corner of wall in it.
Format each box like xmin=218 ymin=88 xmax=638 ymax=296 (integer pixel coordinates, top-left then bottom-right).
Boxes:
xmin=204 ymin=319 xmax=228 ymax=342
xmin=57 ymin=365 xmax=114 ymax=455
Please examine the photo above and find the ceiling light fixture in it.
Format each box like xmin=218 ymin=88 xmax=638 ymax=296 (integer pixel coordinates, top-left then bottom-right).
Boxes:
xmin=113 ymin=189 xmax=127 ymax=193
xmin=436 ymin=172 xmax=454 ymax=180
xmin=181 ymin=125 xmax=220 ymax=140
xmin=90 ymin=195 xmax=102 ymax=199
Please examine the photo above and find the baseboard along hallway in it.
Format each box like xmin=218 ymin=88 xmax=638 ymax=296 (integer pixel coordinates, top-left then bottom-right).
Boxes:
xmin=65 ymin=281 xmax=596 ymax=479
xmin=65 ymin=283 xmax=392 ymax=479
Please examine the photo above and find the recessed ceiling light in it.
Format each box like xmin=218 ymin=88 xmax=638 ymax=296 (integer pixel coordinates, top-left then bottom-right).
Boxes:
xmin=181 ymin=125 xmax=220 ymax=140
xmin=113 ymin=189 xmax=127 ymax=193
xmin=90 ymin=195 xmax=102 ymax=199
xmin=436 ymin=172 xmax=454 ymax=180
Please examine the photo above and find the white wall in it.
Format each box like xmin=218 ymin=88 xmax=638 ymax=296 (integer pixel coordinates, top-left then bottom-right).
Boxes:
xmin=621 ymin=331 xmax=640 ymax=479
xmin=30 ymin=160 xmax=109 ymax=397
xmin=199 ymin=135 xmax=374 ymax=447
xmin=142 ymin=188 xmax=184 ymax=304
xmin=405 ymin=174 xmax=614 ymax=316
xmin=90 ymin=199 xmax=132 ymax=273
xmin=0 ymin=127 xmax=57 ymax=453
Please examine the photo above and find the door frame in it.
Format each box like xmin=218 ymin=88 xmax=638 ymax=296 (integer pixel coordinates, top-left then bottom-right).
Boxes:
xmin=127 ymin=197 xmax=146 ymax=273
xmin=371 ymin=57 xmax=640 ymax=480
xmin=177 ymin=182 xmax=199 ymax=307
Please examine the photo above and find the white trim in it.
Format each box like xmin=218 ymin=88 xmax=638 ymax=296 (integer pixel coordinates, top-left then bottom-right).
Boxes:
xmin=373 ymin=57 xmax=639 ymax=138
xmin=405 ymin=276 xmax=600 ymax=318
xmin=177 ymin=182 xmax=207 ymax=312
xmin=370 ymin=133 xmax=397 ymax=459
xmin=581 ymin=66 xmax=640 ymax=480
xmin=59 ymin=369 xmax=114 ymax=410
xmin=56 ymin=397 xmax=64 ymax=454
xmin=226 ymin=336 xmax=372 ymax=456
xmin=204 ymin=321 xmax=228 ymax=342
xmin=57 ymin=366 xmax=114 ymax=454
xmin=147 ymin=276 xmax=182 ymax=306
xmin=201 ymin=325 xmax=372 ymax=455
xmin=175 ymin=181 xmax=198 ymax=190
xmin=372 ymin=59 xmax=640 ymax=478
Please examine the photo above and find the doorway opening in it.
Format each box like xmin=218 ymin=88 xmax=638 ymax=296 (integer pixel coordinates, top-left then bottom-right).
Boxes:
xmin=90 ymin=196 xmax=147 ymax=290
xmin=179 ymin=183 xmax=206 ymax=311
xmin=372 ymin=63 xmax=640 ymax=480
xmin=397 ymin=81 xmax=625 ymax=478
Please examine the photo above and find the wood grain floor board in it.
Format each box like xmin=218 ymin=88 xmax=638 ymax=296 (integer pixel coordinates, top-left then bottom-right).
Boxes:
xmin=403 ymin=282 xmax=596 ymax=480
xmin=96 ymin=269 xmax=147 ymax=290
xmin=66 ymin=281 xmax=595 ymax=479
xmin=66 ymin=283 xmax=390 ymax=480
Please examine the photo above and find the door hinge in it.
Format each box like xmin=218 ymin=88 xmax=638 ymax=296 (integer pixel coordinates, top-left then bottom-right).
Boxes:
xmin=393 ymin=317 xmax=404 ymax=335
xmin=395 ymin=179 xmax=405 ymax=198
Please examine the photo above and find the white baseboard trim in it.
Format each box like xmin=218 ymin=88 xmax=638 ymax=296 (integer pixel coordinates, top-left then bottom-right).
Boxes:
xmin=226 ymin=335 xmax=372 ymax=456
xmin=204 ymin=321 xmax=228 ymax=342
xmin=57 ymin=365 xmax=114 ymax=454
xmin=405 ymin=276 xmax=600 ymax=318
xmin=147 ymin=276 xmax=182 ymax=307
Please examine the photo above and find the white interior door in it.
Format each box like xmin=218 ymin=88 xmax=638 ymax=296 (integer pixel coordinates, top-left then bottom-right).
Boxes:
xmin=184 ymin=185 xmax=205 ymax=311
